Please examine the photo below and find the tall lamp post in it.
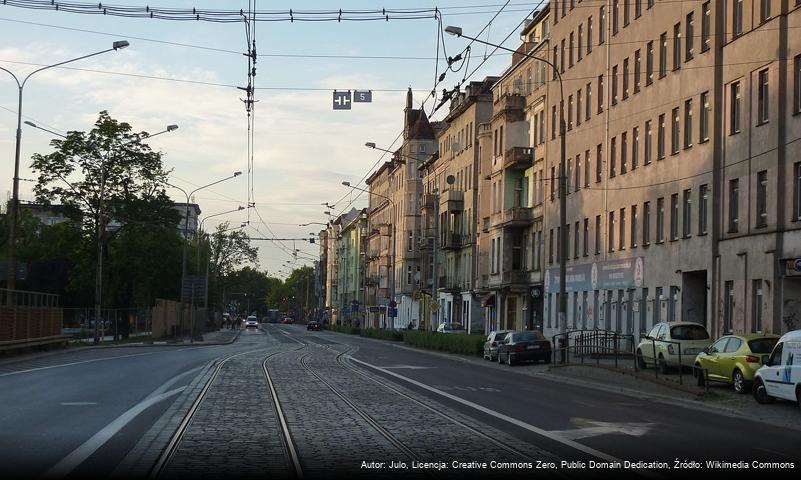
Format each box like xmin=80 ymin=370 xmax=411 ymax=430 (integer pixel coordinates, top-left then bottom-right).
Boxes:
xmin=166 ymin=172 xmax=242 ymax=342
xmin=25 ymin=119 xmax=177 ymax=344
xmin=445 ymin=25 xmax=568 ymax=333
xmin=341 ymin=180 xmax=397 ymax=329
xmin=2 ymin=40 xmax=130 ymax=290
xmin=198 ymin=205 xmax=245 ymax=312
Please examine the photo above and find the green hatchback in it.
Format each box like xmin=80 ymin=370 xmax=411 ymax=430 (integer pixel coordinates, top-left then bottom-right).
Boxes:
xmin=694 ymin=334 xmax=780 ymax=393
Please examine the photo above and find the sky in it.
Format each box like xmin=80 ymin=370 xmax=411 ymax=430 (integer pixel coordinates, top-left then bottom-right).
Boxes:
xmin=0 ymin=0 xmax=542 ymax=277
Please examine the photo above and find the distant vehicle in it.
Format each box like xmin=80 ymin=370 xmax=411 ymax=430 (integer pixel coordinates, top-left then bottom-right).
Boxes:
xmin=753 ymin=330 xmax=801 ymax=407
xmin=281 ymin=317 xmax=294 ymax=325
xmin=694 ymin=334 xmax=780 ymax=393
xmin=436 ymin=322 xmax=466 ymax=334
xmin=245 ymin=315 xmax=258 ymax=329
xmin=307 ymin=321 xmax=321 ymax=331
xmin=637 ymin=322 xmax=712 ymax=373
xmin=497 ymin=331 xmax=552 ymax=365
xmin=483 ymin=331 xmax=511 ymax=361
xmin=265 ymin=309 xmax=280 ymax=323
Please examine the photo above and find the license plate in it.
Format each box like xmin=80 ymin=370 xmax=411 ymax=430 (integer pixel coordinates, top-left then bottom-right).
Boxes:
xmin=684 ymin=348 xmax=698 ymax=355
xmin=527 ymin=345 xmax=540 ymax=350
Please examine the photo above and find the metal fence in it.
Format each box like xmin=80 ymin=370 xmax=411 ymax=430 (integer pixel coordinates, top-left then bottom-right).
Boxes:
xmin=62 ymin=307 xmax=152 ymax=342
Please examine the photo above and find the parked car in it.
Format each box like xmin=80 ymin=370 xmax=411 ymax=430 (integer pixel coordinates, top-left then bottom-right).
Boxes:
xmin=436 ymin=322 xmax=466 ymax=334
xmin=637 ymin=322 xmax=712 ymax=373
xmin=497 ymin=331 xmax=552 ymax=366
xmin=281 ymin=317 xmax=294 ymax=324
xmin=307 ymin=321 xmax=322 ymax=331
xmin=483 ymin=331 xmax=511 ymax=361
xmin=753 ymin=330 xmax=801 ymax=407
xmin=245 ymin=315 xmax=259 ymax=329
xmin=693 ymin=334 xmax=779 ymax=393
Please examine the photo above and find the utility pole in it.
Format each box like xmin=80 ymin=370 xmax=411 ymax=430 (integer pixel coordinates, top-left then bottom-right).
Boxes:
xmin=431 ymin=187 xmax=439 ymax=332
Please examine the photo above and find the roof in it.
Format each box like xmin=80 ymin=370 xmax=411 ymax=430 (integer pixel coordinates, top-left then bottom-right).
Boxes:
xmin=779 ymin=330 xmax=801 ymax=342
xmin=406 ymin=109 xmax=435 ymax=139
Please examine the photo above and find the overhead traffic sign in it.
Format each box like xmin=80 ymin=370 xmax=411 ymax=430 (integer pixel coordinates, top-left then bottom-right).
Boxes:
xmin=333 ymin=90 xmax=352 ymax=110
xmin=353 ymin=90 xmax=372 ymax=102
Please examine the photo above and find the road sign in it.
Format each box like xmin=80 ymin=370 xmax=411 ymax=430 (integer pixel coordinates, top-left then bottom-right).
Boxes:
xmin=430 ymin=302 xmax=439 ymax=312
xmin=181 ymin=275 xmax=206 ymax=301
xmin=353 ymin=90 xmax=372 ymax=102
xmin=333 ymin=90 xmax=352 ymax=110
xmin=388 ymin=307 xmax=398 ymax=318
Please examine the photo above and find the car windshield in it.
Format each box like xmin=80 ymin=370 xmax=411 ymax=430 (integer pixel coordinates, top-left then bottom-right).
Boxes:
xmin=496 ymin=332 xmax=509 ymax=340
xmin=748 ymin=338 xmax=779 ymax=354
xmin=670 ymin=325 xmax=710 ymax=340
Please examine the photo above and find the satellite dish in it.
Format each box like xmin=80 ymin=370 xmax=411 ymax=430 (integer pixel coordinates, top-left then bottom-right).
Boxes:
xmin=446 ymin=175 xmax=456 ymax=185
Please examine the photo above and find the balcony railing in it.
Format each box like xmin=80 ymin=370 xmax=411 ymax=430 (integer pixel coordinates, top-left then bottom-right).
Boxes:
xmin=422 ymin=193 xmax=437 ymax=209
xmin=490 ymin=206 xmax=533 ymax=229
xmin=503 ymin=147 xmax=534 ymax=170
xmin=440 ymin=189 xmax=464 ymax=212
xmin=502 ymin=270 xmax=529 ymax=285
xmin=495 ymin=93 xmax=525 ymax=112
xmin=441 ymin=233 xmax=464 ymax=250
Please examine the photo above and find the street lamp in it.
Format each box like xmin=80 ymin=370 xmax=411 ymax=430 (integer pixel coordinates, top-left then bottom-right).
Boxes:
xmin=299 ymin=222 xmax=327 ymax=227
xmin=2 ymin=40 xmax=130 ymax=290
xmin=446 ymin=25 xmax=568 ymax=333
xmin=341 ymin=180 xmax=397 ymax=329
xmin=166 ymin=171 xmax=242 ymax=343
xmin=25 ymin=119 xmax=177 ymax=344
xmin=198 ymin=205 xmax=245 ymax=310
xmin=364 ymin=142 xmax=429 ymax=164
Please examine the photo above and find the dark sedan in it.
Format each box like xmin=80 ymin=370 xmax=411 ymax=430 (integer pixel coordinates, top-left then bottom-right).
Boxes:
xmin=497 ymin=331 xmax=552 ymax=366
xmin=306 ymin=321 xmax=322 ymax=331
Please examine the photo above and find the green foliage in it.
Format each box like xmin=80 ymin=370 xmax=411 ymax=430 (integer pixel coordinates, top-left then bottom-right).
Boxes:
xmin=360 ymin=328 xmax=403 ymax=341
xmin=208 ymin=221 xmax=258 ymax=278
xmin=224 ymin=267 xmax=281 ymax=315
xmin=266 ymin=266 xmax=316 ymax=319
xmin=401 ymin=331 xmax=486 ymax=356
xmin=328 ymin=324 xmax=361 ymax=335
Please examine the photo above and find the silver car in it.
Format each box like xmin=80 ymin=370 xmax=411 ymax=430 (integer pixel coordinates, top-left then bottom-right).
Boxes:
xmin=483 ymin=331 xmax=511 ymax=361
xmin=436 ymin=322 xmax=466 ymax=334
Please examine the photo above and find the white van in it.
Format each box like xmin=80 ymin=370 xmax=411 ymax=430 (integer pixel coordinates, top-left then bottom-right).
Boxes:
xmin=753 ymin=330 xmax=801 ymax=407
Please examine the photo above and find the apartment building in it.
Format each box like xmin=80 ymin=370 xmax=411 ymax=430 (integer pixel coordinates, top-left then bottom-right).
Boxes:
xmin=477 ymin=9 xmax=551 ymax=334
xmin=316 ymin=230 xmax=328 ymax=321
xmin=335 ymin=209 xmax=367 ymax=325
xmin=419 ymin=78 xmax=496 ymax=332
xmin=365 ymin=161 xmax=395 ymax=328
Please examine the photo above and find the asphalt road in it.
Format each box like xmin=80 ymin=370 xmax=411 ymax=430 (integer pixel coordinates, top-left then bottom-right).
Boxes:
xmin=1 ymin=325 xmax=798 ymax=479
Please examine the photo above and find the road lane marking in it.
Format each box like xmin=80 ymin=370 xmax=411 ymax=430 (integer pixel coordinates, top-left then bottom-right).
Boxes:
xmin=60 ymin=402 xmax=98 ymax=406
xmin=550 ymin=418 xmax=655 ymax=441
xmin=348 ymin=355 xmax=621 ymax=463
xmin=44 ymin=386 xmax=185 ymax=479
xmin=380 ymin=365 xmax=434 ymax=370
xmin=0 ymin=348 xmax=203 ymax=378
xmin=145 ymin=365 xmax=203 ymax=400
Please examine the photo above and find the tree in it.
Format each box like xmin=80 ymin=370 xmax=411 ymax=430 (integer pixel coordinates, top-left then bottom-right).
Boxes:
xmin=206 ymin=221 xmax=258 ymax=309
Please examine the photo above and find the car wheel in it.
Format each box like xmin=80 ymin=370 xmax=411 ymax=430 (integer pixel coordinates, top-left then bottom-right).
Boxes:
xmin=796 ymin=386 xmax=801 ymax=410
xmin=636 ymin=349 xmax=647 ymax=369
xmin=753 ymin=378 xmax=775 ymax=404
xmin=695 ymin=366 xmax=705 ymax=387
xmin=658 ymin=355 xmax=669 ymax=374
xmin=732 ymin=369 xmax=749 ymax=394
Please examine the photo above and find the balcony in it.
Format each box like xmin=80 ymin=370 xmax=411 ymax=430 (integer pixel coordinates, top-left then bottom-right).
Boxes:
xmin=503 ymin=147 xmax=534 ymax=170
xmin=441 ymin=233 xmax=465 ymax=250
xmin=490 ymin=207 xmax=533 ymax=229
xmin=502 ymin=270 xmax=529 ymax=286
xmin=495 ymin=93 xmax=525 ymax=112
xmin=439 ymin=189 xmax=464 ymax=212
xmin=438 ymin=276 xmax=461 ymax=293
xmin=422 ymin=193 xmax=437 ymax=209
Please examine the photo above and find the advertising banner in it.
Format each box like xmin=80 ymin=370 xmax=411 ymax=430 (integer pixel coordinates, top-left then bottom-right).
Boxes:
xmin=545 ymin=257 xmax=644 ymax=293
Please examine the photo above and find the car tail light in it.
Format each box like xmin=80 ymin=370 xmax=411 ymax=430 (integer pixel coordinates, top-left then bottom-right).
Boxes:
xmin=667 ymin=344 xmax=675 ymax=355
xmin=512 ymin=344 xmax=525 ymax=352
xmin=491 ymin=341 xmax=497 ymax=347
xmin=745 ymin=355 xmax=760 ymax=363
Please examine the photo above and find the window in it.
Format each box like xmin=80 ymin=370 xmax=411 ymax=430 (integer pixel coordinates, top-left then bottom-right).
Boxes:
xmin=723 ymin=281 xmax=734 ymax=333
xmin=646 ymin=41 xmax=654 ymax=85
xmin=561 ymin=38 xmax=566 ymax=73
xmin=700 ymin=91 xmax=710 ymax=142
xmin=552 ymin=105 xmax=557 ymax=140
xmin=551 ymin=166 xmax=556 ymax=200
xmin=648 ymin=0 xmax=654 ymax=8
xmin=583 ymin=218 xmax=589 ymax=256
xmin=569 ymin=32 xmax=575 ymax=67
xmin=598 ymin=74 xmax=604 ymax=113
xmin=795 ymin=162 xmax=801 ymax=221
xmin=567 ymin=158 xmax=573 ymax=193
xmin=795 ymin=55 xmax=801 ymax=114
xmin=733 ymin=0 xmax=743 ymax=37
xmin=760 ymin=0 xmax=771 ymax=23
xmin=670 ymin=193 xmax=679 ymax=240
xmin=656 ymin=197 xmax=665 ymax=242
xmin=623 ymin=58 xmax=629 ymax=100
xmin=671 ymin=107 xmax=680 ymax=154
xmin=587 ymin=16 xmax=593 ymax=54
xmin=634 ymin=49 xmax=641 ymax=94
xmin=568 ymin=95 xmax=574 ymax=130
xmin=619 ymin=207 xmax=626 ymax=250
xmin=673 ymin=23 xmax=681 ymax=71
xmin=595 ymin=215 xmax=602 ymax=254
xmin=624 ymin=0 xmax=630 ymax=27
xmin=408 ymin=230 xmax=414 ymax=251
xmin=574 ymin=221 xmax=580 ymax=259
xmin=549 ymin=229 xmax=554 ymax=263
xmin=699 ymin=184 xmax=709 ymax=234
xmin=682 ymin=189 xmax=692 ymax=237
xmin=702 ymin=3 xmax=711 ymax=52
xmin=553 ymin=46 xmax=558 ymax=80
xmin=632 ymin=127 xmax=639 ymax=169
xmin=621 ymin=132 xmax=628 ymax=174
xmin=577 ymin=90 xmax=582 ymax=126
xmin=729 ymin=178 xmax=739 ymax=232
xmin=635 ymin=0 xmax=642 ymax=18
xmin=684 ymin=99 xmax=693 ymax=148
xmin=578 ymin=24 xmax=583 ymax=61
xmin=645 ymin=120 xmax=652 ymax=164
xmin=585 ymin=150 xmax=591 ymax=187
xmin=631 ymin=204 xmax=638 ymax=247
xmin=612 ymin=65 xmax=618 ymax=105
xmin=686 ymin=12 xmax=694 ymax=61
xmin=608 ymin=211 xmax=616 ymax=252
xmin=612 ymin=0 xmax=619 ymax=34
xmin=757 ymin=170 xmax=768 ymax=227
xmin=596 ymin=144 xmax=603 ymax=182
xmin=643 ymin=201 xmax=651 ymax=245
xmin=752 ymin=279 xmax=764 ymax=332
xmin=610 ymin=136 xmax=617 ymax=177
xmin=659 ymin=33 xmax=667 ymax=78
xmin=586 ymin=83 xmax=592 ymax=120
xmin=758 ymin=69 xmax=769 ymax=125
xmin=600 ymin=6 xmax=606 ymax=44
xmin=731 ymin=81 xmax=741 ymax=134
xmin=575 ymin=154 xmax=581 ymax=191
xmin=657 ymin=113 xmax=666 ymax=159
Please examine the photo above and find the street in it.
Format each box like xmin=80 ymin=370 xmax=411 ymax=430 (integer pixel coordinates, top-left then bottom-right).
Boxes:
xmin=0 ymin=326 xmax=798 ymax=479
